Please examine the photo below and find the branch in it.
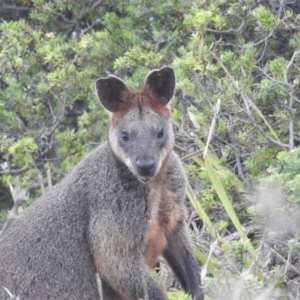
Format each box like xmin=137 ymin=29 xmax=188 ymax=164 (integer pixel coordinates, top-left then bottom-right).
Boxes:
xmin=96 ymin=273 xmax=104 ymax=300
xmin=0 ymin=182 xmax=29 ymax=239
xmin=288 ymin=93 xmax=294 ymax=150
xmin=3 ymin=287 xmax=20 ymax=300
xmin=256 ymin=37 xmax=268 ymax=64
xmin=283 ymin=50 xmax=300 ymax=86
xmin=77 ymin=2 xmax=86 ymax=21
xmin=204 ymin=99 xmax=221 ymax=158
xmin=0 ymin=166 xmax=31 ymax=175
xmin=253 ymin=29 xmax=274 ymax=46
xmin=212 ymin=53 xmax=289 ymax=149
xmin=0 ymin=5 xmax=33 ymax=12
xmin=0 ymin=24 xmax=8 ymax=48
xmin=46 ymin=89 xmax=67 ymax=136
xmin=269 ymin=247 xmax=300 ymax=277
xmin=241 ymin=96 xmax=289 ymax=148
xmin=81 ymin=18 xmax=104 ymax=35
xmin=284 ymin=50 xmax=300 ymax=150
xmin=92 ymin=0 xmax=103 ymax=10
xmin=223 ymin=224 xmax=257 ymax=243
xmin=260 ymin=50 xmax=300 ymax=150
xmin=53 ymin=12 xmax=77 ymax=25
xmin=207 ymin=20 xmax=245 ymax=34
xmin=227 ymin=134 xmax=250 ymax=188
xmin=34 ymin=89 xmax=68 ymax=158
xmin=259 ymin=67 xmax=291 ymax=95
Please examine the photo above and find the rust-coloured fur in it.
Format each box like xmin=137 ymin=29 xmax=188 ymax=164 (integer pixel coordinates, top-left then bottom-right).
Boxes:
xmin=111 ymin=87 xmax=170 ymax=123
xmin=143 ymin=169 xmax=186 ymax=268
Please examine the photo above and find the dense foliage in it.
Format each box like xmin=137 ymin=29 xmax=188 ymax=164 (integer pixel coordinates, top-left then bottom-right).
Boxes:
xmin=1 ymin=0 xmax=300 ymax=299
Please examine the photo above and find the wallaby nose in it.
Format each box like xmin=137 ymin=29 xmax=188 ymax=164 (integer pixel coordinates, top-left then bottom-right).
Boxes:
xmin=136 ymin=158 xmax=155 ymax=177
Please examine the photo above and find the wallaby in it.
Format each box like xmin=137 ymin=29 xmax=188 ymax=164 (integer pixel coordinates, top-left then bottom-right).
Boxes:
xmin=0 ymin=66 xmax=204 ymax=300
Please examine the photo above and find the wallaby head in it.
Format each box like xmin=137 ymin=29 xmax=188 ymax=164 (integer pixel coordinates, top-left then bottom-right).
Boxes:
xmin=96 ymin=66 xmax=175 ymax=183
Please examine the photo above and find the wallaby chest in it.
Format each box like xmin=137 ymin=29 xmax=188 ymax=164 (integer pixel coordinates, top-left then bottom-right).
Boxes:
xmin=143 ymin=170 xmax=185 ymax=268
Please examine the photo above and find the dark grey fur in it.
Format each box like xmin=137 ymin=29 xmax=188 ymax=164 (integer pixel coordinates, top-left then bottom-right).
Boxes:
xmin=0 ymin=66 xmax=204 ymax=300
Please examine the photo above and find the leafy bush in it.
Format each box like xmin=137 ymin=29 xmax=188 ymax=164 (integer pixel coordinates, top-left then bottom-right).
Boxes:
xmin=1 ymin=0 xmax=300 ymax=298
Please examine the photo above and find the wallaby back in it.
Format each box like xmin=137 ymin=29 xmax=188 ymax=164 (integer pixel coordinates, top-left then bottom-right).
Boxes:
xmin=0 ymin=66 xmax=204 ymax=300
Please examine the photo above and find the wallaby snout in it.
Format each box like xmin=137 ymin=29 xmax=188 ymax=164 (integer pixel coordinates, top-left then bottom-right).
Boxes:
xmin=135 ymin=157 xmax=155 ymax=181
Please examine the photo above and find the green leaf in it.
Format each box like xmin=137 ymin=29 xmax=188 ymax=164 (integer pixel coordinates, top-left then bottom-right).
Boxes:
xmin=252 ymin=6 xmax=276 ymax=31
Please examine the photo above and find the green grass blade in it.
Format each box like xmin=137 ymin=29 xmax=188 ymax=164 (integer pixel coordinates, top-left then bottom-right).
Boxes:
xmin=187 ymin=185 xmax=220 ymax=240
xmin=194 ymin=247 xmax=219 ymax=276
xmin=204 ymin=156 xmax=256 ymax=255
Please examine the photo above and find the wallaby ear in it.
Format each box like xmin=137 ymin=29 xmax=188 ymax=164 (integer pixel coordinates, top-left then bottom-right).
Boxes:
xmin=95 ymin=76 xmax=129 ymax=112
xmin=144 ymin=66 xmax=176 ymax=106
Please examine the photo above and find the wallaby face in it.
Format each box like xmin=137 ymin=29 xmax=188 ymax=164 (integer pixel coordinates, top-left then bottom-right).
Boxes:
xmin=96 ymin=67 xmax=175 ymax=182
xmin=109 ymin=107 xmax=174 ymax=182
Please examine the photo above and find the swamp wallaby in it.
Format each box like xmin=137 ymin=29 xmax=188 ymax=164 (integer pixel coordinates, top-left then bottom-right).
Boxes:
xmin=0 ymin=66 xmax=204 ymax=300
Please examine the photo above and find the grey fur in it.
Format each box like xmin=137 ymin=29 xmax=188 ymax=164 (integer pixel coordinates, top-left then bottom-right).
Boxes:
xmin=0 ymin=66 xmax=204 ymax=300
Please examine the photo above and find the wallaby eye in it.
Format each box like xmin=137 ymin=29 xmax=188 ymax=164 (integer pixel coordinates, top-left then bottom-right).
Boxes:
xmin=121 ymin=132 xmax=129 ymax=142
xmin=158 ymin=128 xmax=164 ymax=139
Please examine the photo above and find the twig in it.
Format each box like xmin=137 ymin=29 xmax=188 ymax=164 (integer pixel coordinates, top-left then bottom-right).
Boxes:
xmin=201 ymin=240 xmax=218 ymax=280
xmin=223 ymin=225 xmax=257 ymax=243
xmin=269 ymin=248 xmax=300 ymax=276
xmin=253 ymin=29 xmax=274 ymax=46
xmin=81 ymin=19 xmax=104 ymax=35
xmin=0 ymin=182 xmax=29 ymax=239
xmin=47 ymin=169 xmax=52 ymax=190
xmin=228 ymin=133 xmax=250 ymax=188
xmin=92 ymin=0 xmax=103 ymax=10
xmin=203 ymin=99 xmax=221 ymax=158
xmin=259 ymin=67 xmax=293 ymax=96
xmin=283 ymin=50 xmax=300 ymax=85
xmin=212 ymin=53 xmax=289 ymax=148
xmin=0 ymin=166 xmax=31 ymax=175
xmin=207 ymin=20 xmax=245 ymax=34
xmin=1 ymin=5 xmax=32 ymax=12
xmin=142 ymin=276 xmax=149 ymax=300
xmin=38 ymin=172 xmax=46 ymax=195
xmin=284 ymin=251 xmax=291 ymax=280
xmin=288 ymin=93 xmax=294 ymax=150
xmin=96 ymin=273 xmax=103 ymax=300
xmin=284 ymin=50 xmax=300 ymax=150
xmin=53 ymin=12 xmax=77 ymax=25
xmin=181 ymin=149 xmax=204 ymax=161
xmin=3 ymin=287 xmax=20 ymax=300
xmin=47 ymin=90 xmax=67 ymax=136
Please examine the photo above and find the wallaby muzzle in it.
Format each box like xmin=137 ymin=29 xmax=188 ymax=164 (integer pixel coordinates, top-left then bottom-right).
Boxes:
xmin=135 ymin=157 xmax=156 ymax=181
